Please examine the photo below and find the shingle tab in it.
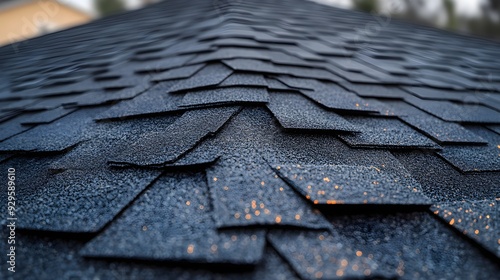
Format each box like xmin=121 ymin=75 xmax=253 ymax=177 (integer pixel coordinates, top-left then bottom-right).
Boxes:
xmin=207 ymin=155 xmax=331 ymax=229
xmin=268 ymin=230 xmax=383 ymax=279
xmin=437 ymin=126 xmax=500 ymax=172
xmin=20 ymin=107 xmax=76 ymax=125
xmin=0 ymin=108 xmax=105 ymax=152
xmin=339 ymin=117 xmax=440 ymax=149
xmin=151 ymin=63 xmax=205 ymax=82
xmin=404 ymin=86 xmax=476 ymax=102
xmin=265 ymin=77 xmax=297 ymax=91
xmin=167 ymin=64 xmax=233 ymax=92
xmin=273 ymin=164 xmax=430 ymax=205
xmin=392 ymin=151 xmax=499 ymax=202
xmin=109 ymin=106 xmax=240 ymax=167
xmin=24 ymin=94 xmax=81 ymax=110
xmin=223 ymin=58 xmax=343 ymax=81
xmin=406 ymin=95 xmax=500 ymax=123
xmin=12 ymin=234 xmax=215 ymax=280
xmin=274 ymin=75 xmax=321 ymax=90
xmin=267 ymin=91 xmax=359 ymax=132
xmin=131 ymin=54 xmax=196 ymax=73
xmin=81 ymin=172 xmax=266 ymax=264
xmin=180 ymin=87 xmax=269 ymax=107
xmin=383 ymin=100 xmax=487 ymax=144
xmin=300 ymin=85 xmax=383 ymax=113
xmin=488 ymin=125 xmax=500 ymax=135
xmin=16 ymin=168 xmax=161 ymax=232
xmin=95 ymin=81 xmax=183 ymax=121
xmin=69 ymin=83 xmax=150 ymax=107
xmin=325 ymin=212 xmax=500 ymax=278
xmin=218 ymin=72 xmax=268 ymax=87
xmin=342 ymin=83 xmax=410 ymax=99
xmin=0 ymin=112 xmax=36 ymax=142
xmin=50 ymin=112 xmax=191 ymax=170
xmin=431 ymin=199 xmax=499 ymax=258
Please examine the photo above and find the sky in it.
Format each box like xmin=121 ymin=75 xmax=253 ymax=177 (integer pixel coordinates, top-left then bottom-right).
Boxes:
xmin=60 ymin=0 xmax=144 ymax=15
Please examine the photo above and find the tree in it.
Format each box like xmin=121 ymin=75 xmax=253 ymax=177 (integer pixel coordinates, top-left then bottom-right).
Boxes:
xmin=443 ymin=0 xmax=457 ymax=30
xmin=95 ymin=0 xmax=125 ymax=17
xmin=352 ymin=0 xmax=378 ymax=13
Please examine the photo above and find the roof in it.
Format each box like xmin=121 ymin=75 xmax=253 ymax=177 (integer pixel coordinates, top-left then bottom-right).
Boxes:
xmin=0 ymin=0 xmax=499 ymax=279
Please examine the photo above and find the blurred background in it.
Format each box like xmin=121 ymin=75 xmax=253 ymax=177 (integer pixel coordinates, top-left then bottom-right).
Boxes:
xmin=0 ymin=0 xmax=499 ymax=46
xmin=315 ymin=0 xmax=500 ymax=40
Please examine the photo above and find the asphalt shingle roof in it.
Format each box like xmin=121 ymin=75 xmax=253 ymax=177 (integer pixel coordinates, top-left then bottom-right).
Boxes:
xmin=0 ymin=0 xmax=499 ymax=279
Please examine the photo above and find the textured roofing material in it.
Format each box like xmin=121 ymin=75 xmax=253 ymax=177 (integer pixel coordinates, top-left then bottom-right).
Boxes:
xmin=0 ymin=0 xmax=499 ymax=279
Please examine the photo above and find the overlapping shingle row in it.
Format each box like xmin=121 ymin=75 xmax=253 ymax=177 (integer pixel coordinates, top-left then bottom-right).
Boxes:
xmin=0 ymin=0 xmax=499 ymax=278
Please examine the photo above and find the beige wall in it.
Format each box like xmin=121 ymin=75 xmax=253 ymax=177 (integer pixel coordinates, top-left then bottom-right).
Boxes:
xmin=0 ymin=1 xmax=91 ymax=46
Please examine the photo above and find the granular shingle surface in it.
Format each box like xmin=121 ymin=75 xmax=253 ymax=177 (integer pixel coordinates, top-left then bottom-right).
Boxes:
xmin=431 ymin=199 xmax=499 ymax=258
xmin=273 ymin=163 xmax=430 ymax=205
xmin=267 ymin=91 xmax=359 ymax=132
xmin=109 ymin=106 xmax=240 ymax=167
xmin=207 ymin=155 xmax=331 ymax=229
xmin=1 ymin=0 xmax=499 ymax=278
xmin=180 ymin=87 xmax=269 ymax=107
xmin=81 ymin=172 xmax=266 ymax=264
xmin=339 ymin=116 xmax=440 ymax=149
xmin=437 ymin=126 xmax=500 ymax=172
